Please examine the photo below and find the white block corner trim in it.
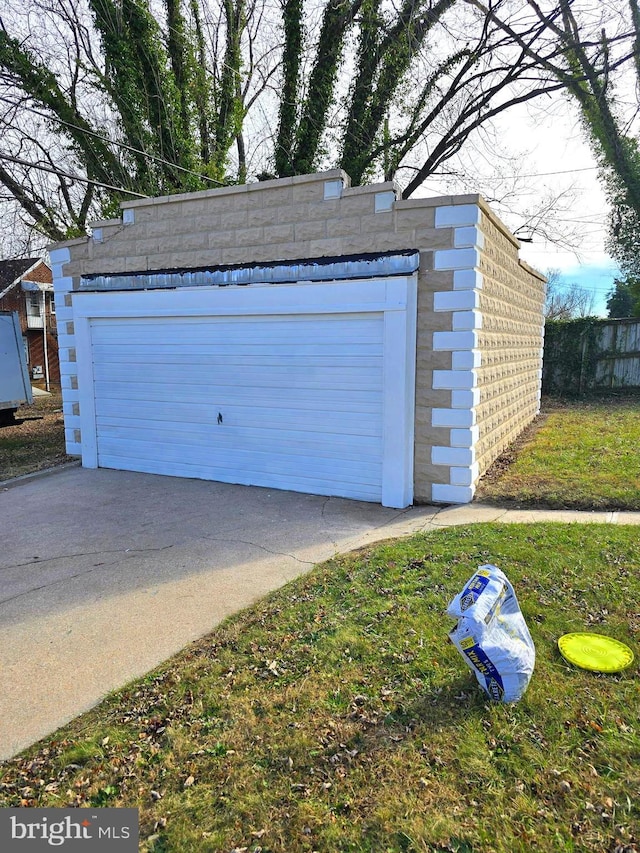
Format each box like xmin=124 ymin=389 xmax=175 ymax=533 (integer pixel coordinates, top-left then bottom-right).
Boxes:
xmin=49 ymin=247 xmax=72 ymax=282
xmin=431 ymin=446 xmax=475 ymax=467
xmin=49 ymin=246 xmax=71 ymax=266
xmin=434 ymin=204 xmax=481 ymax=228
xmin=452 ymin=349 xmax=481 ymax=370
xmin=453 ymin=269 xmax=484 ymax=291
xmin=433 ymin=248 xmax=480 ymax=271
xmin=323 ymin=179 xmax=343 ymax=199
xmin=432 ymin=483 xmax=475 ymax=504
xmin=454 ymin=226 xmax=485 ymax=249
xmin=452 ymin=309 xmax=482 ymax=331
xmin=432 ymin=330 xmax=477 ymax=351
xmin=431 ymin=408 xmax=476 ymax=428
xmin=450 ymin=426 xmax=480 ymax=448
xmin=433 ymin=290 xmax=479 ymax=312
xmin=374 ymin=191 xmax=396 ymax=213
xmin=432 ymin=369 xmax=476 ymax=390
xmin=450 ymin=463 xmax=480 ymax=487
xmin=451 ymin=388 xmax=481 ymax=409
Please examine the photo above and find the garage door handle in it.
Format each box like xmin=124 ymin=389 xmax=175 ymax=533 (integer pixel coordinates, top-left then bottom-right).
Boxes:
xmin=217 ymin=412 xmax=223 ymax=424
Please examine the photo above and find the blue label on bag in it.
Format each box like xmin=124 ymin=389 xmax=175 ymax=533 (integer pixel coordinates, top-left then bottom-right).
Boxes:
xmin=459 ymin=638 xmax=505 ymax=701
xmin=459 ymin=571 xmax=491 ymax=611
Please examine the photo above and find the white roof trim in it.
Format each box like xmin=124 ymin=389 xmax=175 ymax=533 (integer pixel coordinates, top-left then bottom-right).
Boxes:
xmin=0 ymin=259 xmax=49 ymax=300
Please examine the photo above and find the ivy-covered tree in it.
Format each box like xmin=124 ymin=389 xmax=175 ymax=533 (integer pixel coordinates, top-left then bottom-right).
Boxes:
xmin=475 ymin=0 xmax=640 ymax=292
xmin=1 ymin=0 xmax=639 ymax=247
xmin=0 ymin=0 xmax=253 ymax=240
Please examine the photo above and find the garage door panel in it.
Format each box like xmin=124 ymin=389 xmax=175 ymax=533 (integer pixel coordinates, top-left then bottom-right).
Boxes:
xmin=98 ymin=454 xmax=381 ymax=502
xmin=90 ymin=314 xmax=383 ymax=342
xmin=96 ymin=418 xmax=382 ymax=459
xmin=77 ymin=278 xmax=416 ymax=506
xmin=95 ymin=399 xmax=381 ymax=436
xmin=92 ymin=363 xmax=383 ymax=390
xmin=97 ymin=436 xmax=382 ymax=482
xmin=93 ymin=381 xmax=383 ymax=413
xmin=91 ymin=307 xmax=386 ymax=503
xmin=91 ymin=341 xmax=383 ymax=360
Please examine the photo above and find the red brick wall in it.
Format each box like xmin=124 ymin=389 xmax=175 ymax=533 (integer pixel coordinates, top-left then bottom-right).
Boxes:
xmin=0 ymin=262 xmax=60 ymax=387
xmin=22 ymin=262 xmax=52 ymax=285
xmin=28 ymin=327 xmax=60 ymax=385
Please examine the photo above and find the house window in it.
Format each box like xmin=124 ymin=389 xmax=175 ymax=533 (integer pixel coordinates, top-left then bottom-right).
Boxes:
xmin=49 ymin=293 xmax=56 ymax=315
xmin=27 ymin=293 xmax=41 ymax=316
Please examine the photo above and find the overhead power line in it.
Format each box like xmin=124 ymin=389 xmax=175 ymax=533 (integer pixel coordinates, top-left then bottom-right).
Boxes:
xmin=0 ymin=153 xmax=149 ymax=198
xmin=6 ymin=102 xmax=225 ymax=187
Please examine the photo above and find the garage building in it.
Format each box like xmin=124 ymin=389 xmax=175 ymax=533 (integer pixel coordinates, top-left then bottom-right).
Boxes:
xmin=50 ymin=170 xmax=546 ymax=508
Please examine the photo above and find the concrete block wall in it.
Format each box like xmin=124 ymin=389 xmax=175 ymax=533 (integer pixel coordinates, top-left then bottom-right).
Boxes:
xmin=428 ymin=203 xmax=546 ymax=502
xmin=475 ymin=211 xmax=546 ymax=476
xmin=49 ymin=169 xmax=545 ymax=504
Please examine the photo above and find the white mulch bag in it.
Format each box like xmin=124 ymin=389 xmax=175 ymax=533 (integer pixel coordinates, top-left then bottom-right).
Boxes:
xmin=447 ymin=564 xmax=535 ymax=703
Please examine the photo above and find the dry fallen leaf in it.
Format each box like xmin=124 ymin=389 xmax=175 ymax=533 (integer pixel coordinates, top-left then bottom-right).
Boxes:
xmin=183 ymin=776 xmax=195 ymax=788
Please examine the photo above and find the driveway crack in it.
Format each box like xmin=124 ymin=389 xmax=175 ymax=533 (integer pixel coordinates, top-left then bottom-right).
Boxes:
xmin=200 ymin=536 xmax=316 ymax=566
xmin=0 ymin=545 xmax=175 ymax=574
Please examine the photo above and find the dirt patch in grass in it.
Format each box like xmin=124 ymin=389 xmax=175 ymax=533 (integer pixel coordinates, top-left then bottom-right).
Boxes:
xmin=0 ymin=390 xmax=73 ymax=481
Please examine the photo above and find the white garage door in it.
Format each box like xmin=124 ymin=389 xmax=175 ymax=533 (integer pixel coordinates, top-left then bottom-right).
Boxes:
xmin=91 ymin=313 xmax=384 ymax=501
xmin=73 ymin=278 xmax=416 ymax=507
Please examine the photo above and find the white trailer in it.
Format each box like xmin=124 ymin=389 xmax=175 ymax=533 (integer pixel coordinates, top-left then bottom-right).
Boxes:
xmin=0 ymin=311 xmax=32 ymax=423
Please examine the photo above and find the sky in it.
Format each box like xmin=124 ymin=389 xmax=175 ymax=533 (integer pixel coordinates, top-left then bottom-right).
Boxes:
xmin=414 ymin=96 xmax=619 ymax=317
xmin=510 ymin=104 xmax=618 ymax=317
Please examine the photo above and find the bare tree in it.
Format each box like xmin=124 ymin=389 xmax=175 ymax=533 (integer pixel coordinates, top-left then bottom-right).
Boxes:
xmin=467 ymin=0 xmax=640 ymax=279
xmin=545 ymin=268 xmax=596 ymax=319
xmin=1 ymin=0 xmax=639 ymax=252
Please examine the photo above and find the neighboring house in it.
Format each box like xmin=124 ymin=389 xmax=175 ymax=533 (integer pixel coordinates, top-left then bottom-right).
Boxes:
xmin=50 ymin=169 xmax=546 ymax=507
xmin=0 ymin=257 xmax=60 ymax=388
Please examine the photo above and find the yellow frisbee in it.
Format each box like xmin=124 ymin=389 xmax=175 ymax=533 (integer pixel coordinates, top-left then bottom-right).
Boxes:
xmin=558 ymin=633 xmax=634 ymax=673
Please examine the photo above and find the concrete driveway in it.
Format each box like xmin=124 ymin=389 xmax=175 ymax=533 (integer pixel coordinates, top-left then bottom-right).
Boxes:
xmin=0 ymin=466 xmax=441 ymax=760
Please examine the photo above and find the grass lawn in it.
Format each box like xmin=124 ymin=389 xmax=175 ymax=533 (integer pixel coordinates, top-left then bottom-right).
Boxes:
xmin=0 ymin=390 xmax=71 ymax=480
xmin=475 ymin=395 xmax=640 ymax=510
xmin=1 ymin=523 xmax=638 ymax=853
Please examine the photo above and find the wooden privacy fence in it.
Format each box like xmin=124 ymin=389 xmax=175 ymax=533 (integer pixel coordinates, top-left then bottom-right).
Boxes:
xmin=543 ymin=317 xmax=640 ymax=395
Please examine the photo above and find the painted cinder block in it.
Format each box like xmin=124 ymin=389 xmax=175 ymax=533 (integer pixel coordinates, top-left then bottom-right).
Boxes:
xmin=432 ymin=330 xmax=478 ymax=351
xmin=434 ymin=204 xmax=481 ymax=228
xmin=431 ymin=446 xmax=475 ymax=467
xmin=431 ymin=408 xmax=476 ymax=428
xmin=452 ymin=309 xmax=482 ymax=331
xmin=454 ymin=226 xmax=485 ymax=248
xmin=452 ymin=350 xmax=481 ymax=370
xmin=452 ymin=388 xmax=481 ymax=409
xmin=434 ymin=248 xmax=481 ymax=270
xmin=432 ymin=369 xmax=476 ymax=390
xmin=433 ymin=290 xmax=480 ymax=312
xmin=374 ymin=190 xmax=396 ymax=212
xmin=432 ymin=483 xmax=475 ymax=503
xmin=450 ymin=426 xmax=480 ymax=448
xmin=453 ymin=269 xmax=483 ymax=290
xmin=450 ymin=463 xmax=480 ymax=486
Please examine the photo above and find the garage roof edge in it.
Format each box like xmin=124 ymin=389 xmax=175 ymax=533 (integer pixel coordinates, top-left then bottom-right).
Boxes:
xmin=79 ymin=250 xmax=420 ymax=292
